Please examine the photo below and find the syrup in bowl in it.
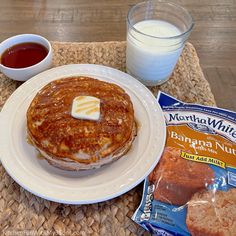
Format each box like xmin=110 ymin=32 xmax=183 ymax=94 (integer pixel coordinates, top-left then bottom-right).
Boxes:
xmin=0 ymin=34 xmax=52 ymax=81
xmin=1 ymin=42 xmax=48 ymax=69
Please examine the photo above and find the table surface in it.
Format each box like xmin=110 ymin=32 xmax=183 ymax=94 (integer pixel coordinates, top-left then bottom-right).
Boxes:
xmin=0 ymin=0 xmax=235 ymax=111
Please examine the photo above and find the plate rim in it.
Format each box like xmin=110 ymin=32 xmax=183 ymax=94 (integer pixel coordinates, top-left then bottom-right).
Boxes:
xmin=0 ymin=64 xmax=166 ymax=204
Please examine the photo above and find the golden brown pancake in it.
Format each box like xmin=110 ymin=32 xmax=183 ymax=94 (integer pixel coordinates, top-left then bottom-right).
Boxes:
xmin=27 ymin=76 xmax=136 ymax=170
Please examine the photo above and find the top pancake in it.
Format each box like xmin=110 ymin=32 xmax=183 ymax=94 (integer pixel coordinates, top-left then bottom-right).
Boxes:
xmin=27 ymin=76 xmax=136 ymax=168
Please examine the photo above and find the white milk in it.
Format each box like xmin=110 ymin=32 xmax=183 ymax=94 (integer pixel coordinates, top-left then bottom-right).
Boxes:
xmin=126 ymin=20 xmax=183 ymax=86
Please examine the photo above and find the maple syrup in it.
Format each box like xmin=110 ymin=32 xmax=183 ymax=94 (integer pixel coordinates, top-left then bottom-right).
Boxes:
xmin=1 ymin=42 xmax=48 ymax=68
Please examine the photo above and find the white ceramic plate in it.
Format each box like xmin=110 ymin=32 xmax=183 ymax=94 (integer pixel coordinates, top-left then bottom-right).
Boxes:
xmin=0 ymin=64 xmax=166 ymax=204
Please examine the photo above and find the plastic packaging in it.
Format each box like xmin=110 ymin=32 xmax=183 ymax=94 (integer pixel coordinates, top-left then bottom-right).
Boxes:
xmin=133 ymin=92 xmax=236 ymax=235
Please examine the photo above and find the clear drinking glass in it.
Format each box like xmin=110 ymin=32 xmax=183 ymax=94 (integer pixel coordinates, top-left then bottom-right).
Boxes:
xmin=126 ymin=0 xmax=194 ymax=86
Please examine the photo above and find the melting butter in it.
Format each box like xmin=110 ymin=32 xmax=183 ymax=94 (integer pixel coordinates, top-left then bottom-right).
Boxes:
xmin=71 ymin=96 xmax=100 ymax=121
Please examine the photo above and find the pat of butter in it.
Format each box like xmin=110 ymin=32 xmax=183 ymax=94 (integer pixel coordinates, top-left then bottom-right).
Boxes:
xmin=71 ymin=96 xmax=100 ymax=121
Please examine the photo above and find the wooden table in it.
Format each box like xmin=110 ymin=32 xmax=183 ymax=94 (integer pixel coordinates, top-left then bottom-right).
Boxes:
xmin=0 ymin=1 xmax=234 ymax=235
xmin=0 ymin=0 xmax=235 ymax=109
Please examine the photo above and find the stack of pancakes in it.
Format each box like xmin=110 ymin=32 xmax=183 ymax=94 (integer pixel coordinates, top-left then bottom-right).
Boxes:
xmin=27 ymin=76 xmax=136 ymax=171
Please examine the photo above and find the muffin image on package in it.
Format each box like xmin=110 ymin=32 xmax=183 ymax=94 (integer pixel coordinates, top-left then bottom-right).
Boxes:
xmin=186 ymin=188 xmax=236 ymax=236
xmin=149 ymin=146 xmax=215 ymax=206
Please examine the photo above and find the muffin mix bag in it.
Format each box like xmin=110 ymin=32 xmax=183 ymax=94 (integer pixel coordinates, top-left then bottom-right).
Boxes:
xmin=133 ymin=92 xmax=236 ymax=235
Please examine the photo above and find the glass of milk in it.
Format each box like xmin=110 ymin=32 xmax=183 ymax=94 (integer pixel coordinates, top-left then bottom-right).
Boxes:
xmin=126 ymin=1 xmax=194 ymax=86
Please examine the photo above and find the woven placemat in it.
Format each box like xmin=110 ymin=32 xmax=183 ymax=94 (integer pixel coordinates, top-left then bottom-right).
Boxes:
xmin=0 ymin=41 xmax=216 ymax=236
